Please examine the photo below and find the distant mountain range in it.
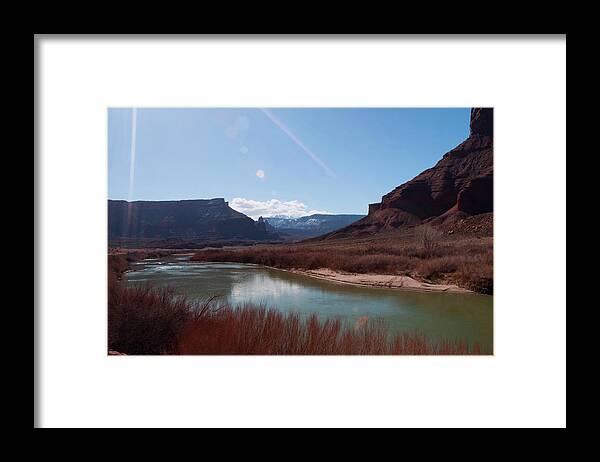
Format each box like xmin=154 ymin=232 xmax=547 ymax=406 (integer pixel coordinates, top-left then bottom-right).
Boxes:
xmin=263 ymin=214 xmax=365 ymax=239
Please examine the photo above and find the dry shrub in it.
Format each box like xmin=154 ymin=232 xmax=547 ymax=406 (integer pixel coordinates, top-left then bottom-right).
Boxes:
xmin=108 ymin=280 xmax=194 ymax=354
xmin=190 ymin=231 xmax=493 ymax=294
xmin=107 ymin=251 xmax=194 ymax=354
xmin=176 ymin=305 xmax=486 ymax=355
xmin=416 ymin=256 xmax=460 ymax=279
xmin=455 ymin=253 xmax=493 ymax=294
xmin=107 ymin=280 xmax=487 ymax=355
xmin=415 ymin=225 xmax=443 ymax=258
xmin=108 ymin=254 xmax=129 ymax=277
xmin=343 ymin=254 xmax=413 ymax=273
xmin=191 ymin=248 xmax=415 ymax=275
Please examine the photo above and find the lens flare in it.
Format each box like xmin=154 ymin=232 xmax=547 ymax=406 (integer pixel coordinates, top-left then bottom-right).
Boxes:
xmin=126 ymin=108 xmax=138 ymax=232
xmin=128 ymin=108 xmax=137 ymax=201
xmin=260 ymin=108 xmax=336 ymax=178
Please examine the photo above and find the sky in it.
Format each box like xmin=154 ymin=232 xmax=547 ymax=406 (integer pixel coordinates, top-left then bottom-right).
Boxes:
xmin=108 ymin=108 xmax=470 ymax=219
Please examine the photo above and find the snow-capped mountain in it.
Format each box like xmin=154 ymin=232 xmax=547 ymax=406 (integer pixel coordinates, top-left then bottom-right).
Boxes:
xmin=263 ymin=214 xmax=365 ymax=238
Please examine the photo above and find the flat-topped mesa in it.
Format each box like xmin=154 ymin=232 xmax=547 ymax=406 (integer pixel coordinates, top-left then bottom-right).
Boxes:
xmin=319 ymin=107 xmax=493 ymax=239
xmin=206 ymin=197 xmax=227 ymax=206
xmin=119 ymin=198 xmax=227 ymax=206
xmin=108 ymin=197 xmax=275 ymax=242
xmin=175 ymin=197 xmax=227 ymax=206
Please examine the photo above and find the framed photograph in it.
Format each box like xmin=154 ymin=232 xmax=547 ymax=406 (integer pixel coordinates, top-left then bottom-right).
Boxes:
xmin=107 ymin=107 xmax=493 ymax=356
xmin=35 ymin=34 xmax=566 ymax=428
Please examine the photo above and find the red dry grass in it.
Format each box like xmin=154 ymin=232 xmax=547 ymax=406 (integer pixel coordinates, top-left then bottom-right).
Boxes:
xmin=108 ymin=261 xmax=487 ymax=355
xmin=176 ymin=305 xmax=485 ymax=355
xmin=108 ymin=281 xmax=194 ymax=354
xmin=190 ymin=227 xmax=493 ymax=294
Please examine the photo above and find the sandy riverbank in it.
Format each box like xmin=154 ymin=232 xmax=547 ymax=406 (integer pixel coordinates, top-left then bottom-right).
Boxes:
xmin=269 ymin=267 xmax=473 ymax=293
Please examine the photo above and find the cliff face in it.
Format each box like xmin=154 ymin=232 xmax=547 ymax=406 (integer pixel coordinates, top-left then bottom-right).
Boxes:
xmin=325 ymin=108 xmax=493 ymax=238
xmin=108 ymin=198 xmax=274 ymax=242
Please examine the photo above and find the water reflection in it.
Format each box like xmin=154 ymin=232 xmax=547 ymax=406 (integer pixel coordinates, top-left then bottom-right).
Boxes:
xmin=126 ymin=259 xmax=493 ymax=350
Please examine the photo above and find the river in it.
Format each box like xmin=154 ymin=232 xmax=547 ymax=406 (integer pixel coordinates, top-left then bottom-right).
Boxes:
xmin=124 ymin=255 xmax=493 ymax=351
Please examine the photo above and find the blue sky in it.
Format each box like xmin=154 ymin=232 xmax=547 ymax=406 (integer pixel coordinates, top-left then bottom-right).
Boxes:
xmin=108 ymin=108 xmax=470 ymax=219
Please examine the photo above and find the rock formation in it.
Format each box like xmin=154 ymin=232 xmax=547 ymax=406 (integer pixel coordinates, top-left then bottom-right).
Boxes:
xmin=324 ymin=108 xmax=493 ymax=238
xmin=108 ymin=198 xmax=276 ymax=243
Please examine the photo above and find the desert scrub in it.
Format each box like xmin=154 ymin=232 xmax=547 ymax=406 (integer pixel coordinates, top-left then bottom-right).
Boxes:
xmin=191 ymin=228 xmax=493 ymax=294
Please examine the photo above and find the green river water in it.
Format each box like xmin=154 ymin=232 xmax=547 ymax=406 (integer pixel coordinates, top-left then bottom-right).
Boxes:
xmin=125 ymin=255 xmax=493 ymax=352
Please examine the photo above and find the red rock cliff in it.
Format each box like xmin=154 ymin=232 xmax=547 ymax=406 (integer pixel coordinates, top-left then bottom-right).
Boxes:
xmin=324 ymin=108 xmax=493 ymax=238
